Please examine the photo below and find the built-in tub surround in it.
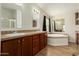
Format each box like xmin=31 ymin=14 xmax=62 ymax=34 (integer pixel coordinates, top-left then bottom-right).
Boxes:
xmin=48 ymin=33 xmax=69 ymax=46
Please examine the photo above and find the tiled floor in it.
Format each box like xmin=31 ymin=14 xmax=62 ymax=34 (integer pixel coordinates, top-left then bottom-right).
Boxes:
xmin=36 ymin=43 xmax=79 ymax=56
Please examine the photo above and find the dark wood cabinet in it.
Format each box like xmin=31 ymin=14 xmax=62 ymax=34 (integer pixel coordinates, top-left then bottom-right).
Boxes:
xmin=39 ymin=33 xmax=45 ymax=50
xmin=44 ymin=33 xmax=47 ymax=47
xmin=32 ymin=34 xmax=39 ymax=55
xmin=76 ymin=33 xmax=79 ymax=45
xmin=17 ymin=39 xmax=22 ymax=56
xmin=39 ymin=33 xmax=47 ymax=50
xmin=1 ymin=36 xmax=32 ymax=56
xmin=1 ymin=39 xmax=19 ymax=56
xmin=22 ymin=36 xmax=32 ymax=56
xmin=1 ymin=32 xmax=47 ymax=56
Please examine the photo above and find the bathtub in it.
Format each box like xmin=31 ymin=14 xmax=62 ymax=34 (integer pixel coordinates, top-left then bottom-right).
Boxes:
xmin=48 ymin=33 xmax=69 ymax=46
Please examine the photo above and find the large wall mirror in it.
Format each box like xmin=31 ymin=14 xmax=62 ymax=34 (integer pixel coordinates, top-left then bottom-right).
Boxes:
xmin=0 ymin=3 xmax=22 ymax=30
xmin=51 ymin=18 xmax=64 ymax=32
xmin=1 ymin=6 xmax=17 ymax=29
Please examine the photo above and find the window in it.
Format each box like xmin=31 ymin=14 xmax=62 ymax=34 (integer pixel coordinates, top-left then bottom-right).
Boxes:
xmin=46 ymin=18 xmax=49 ymax=32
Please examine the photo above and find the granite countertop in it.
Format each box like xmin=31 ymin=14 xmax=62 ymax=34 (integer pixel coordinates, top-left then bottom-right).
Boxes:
xmin=1 ymin=31 xmax=46 ymax=41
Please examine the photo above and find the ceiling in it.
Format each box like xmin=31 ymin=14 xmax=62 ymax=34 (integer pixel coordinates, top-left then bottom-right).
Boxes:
xmin=37 ymin=3 xmax=79 ymax=17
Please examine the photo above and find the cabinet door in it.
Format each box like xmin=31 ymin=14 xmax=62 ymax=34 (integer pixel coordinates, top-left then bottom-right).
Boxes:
xmin=17 ymin=39 xmax=22 ymax=56
xmin=22 ymin=36 xmax=32 ymax=56
xmin=44 ymin=33 xmax=47 ymax=47
xmin=32 ymin=34 xmax=39 ymax=55
xmin=1 ymin=39 xmax=18 ymax=56
xmin=39 ymin=33 xmax=47 ymax=50
xmin=77 ymin=33 xmax=79 ymax=45
xmin=39 ymin=33 xmax=45 ymax=50
xmin=78 ymin=34 xmax=79 ymax=44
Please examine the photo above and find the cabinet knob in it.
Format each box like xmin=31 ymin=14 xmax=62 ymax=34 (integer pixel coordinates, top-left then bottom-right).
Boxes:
xmin=18 ymin=40 xmax=20 ymax=43
xmin=22 ymin=39 xmax=24 ymax=42
xmin=45 ymin=34 xmax=47 ymax=36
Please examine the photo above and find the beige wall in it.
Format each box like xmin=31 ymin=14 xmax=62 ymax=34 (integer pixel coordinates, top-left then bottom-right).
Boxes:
xmin=22 ymin=3 xmax=50 ymax=31
xmin=64 ymin=10 xmax=79 ymax=42
xmin=38 ymin=3 xmax=79 ymax=43
xmin=0 ymin=3 xmax=50 ymax=31
xmin=51 ymin=4 xmax=79 ymax=43
xmin=0 ymin=4 xmax=1 ymax=29
xmin=21 ymin=4 xmax=33 ymax=29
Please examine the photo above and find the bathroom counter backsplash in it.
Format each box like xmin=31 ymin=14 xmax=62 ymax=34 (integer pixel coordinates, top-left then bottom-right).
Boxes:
xmin=1 ymin=29 xmax=39 ymax=35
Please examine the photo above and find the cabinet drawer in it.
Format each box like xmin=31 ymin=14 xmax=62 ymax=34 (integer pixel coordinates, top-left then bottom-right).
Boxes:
xmin=40 ymin=36 xmax=44 ymax=40
xmin=33 ymin=35 xmax=39 ymax=39
xmin=40 ymin=33 xmax=44 ymax=37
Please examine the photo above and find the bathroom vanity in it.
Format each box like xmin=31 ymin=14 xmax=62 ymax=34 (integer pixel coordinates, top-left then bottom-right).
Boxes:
xmin=1 ymin=31 xmax=47 ymax=56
